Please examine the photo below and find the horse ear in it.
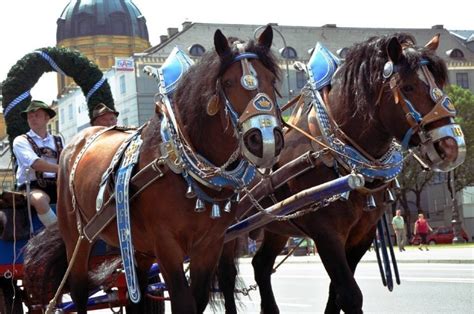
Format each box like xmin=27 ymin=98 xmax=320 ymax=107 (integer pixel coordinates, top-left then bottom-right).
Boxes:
xmin=386 ymin=37 xmax=402 ymax=64
xmin=424 ymin=33 xmax=440 ymax=51
xmin=257 ymin=24 xmax=273 ymax=50
xmin=214 ymin=29 xmax=230 ymax=57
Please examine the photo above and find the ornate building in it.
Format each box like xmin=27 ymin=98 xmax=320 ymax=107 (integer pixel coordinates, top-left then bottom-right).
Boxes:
xmin=56 ymin=0 xmax=150 ymax=95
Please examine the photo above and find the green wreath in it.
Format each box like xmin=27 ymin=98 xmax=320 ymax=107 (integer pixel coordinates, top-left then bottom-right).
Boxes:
xmin=1 ymin=47 xmax=115 ymax=146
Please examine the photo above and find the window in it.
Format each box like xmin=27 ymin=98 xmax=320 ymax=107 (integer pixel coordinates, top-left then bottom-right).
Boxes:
xmin=456 ymin=72 xmax=469 ymax=89
xmin=446 ymin=49 xmax=464 ymax=59
xmin=188 ymin=44 xmax=205 ymax=57
xmin=120 ymin=75 xmax=126 ymax=94
xmin=60 ymin=108 xmax=65 ymax=124
xmin=78 ymin=18 xmax=92 ymax=36
xmin=280 ymin=47 xmax=297 ymax=59
xmin=296 ymin=71 xmax=306 ymax=89
xmin=122 ymin=117 xmax=128 ymax=126
xmin=2 ymin=182 xmax=12 ymax=191
xmin=68 ymin=104 xmax=73 ymax=121
xmin=337 ymin=47 xmax=349 ymax=59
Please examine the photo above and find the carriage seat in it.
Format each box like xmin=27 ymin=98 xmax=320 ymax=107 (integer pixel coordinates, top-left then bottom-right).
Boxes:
xmin=158 ymin=47 xmax=194 ymax=95
xmin=307 ymin=42 xmax=340 ymax=91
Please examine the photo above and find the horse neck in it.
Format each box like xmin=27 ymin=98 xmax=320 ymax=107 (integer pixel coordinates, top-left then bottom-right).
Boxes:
xmin=176 ymin=106 xmax=239 ymax=166
xmin=329 ymin=87 xmax=393 ymax=159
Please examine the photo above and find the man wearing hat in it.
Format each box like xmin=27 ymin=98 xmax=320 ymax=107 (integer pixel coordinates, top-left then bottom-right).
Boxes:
xmin=12 ymin=100 xmax=63 ymax=228
xmin=91 ymin=103 xmax=119 ymax=127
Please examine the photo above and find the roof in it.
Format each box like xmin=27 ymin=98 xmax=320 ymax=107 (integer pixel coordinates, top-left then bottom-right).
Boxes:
xmin=144 ymin=22 xmax=474 ymax=62
xmin=57 ymin=0 xmax=149 ymax=42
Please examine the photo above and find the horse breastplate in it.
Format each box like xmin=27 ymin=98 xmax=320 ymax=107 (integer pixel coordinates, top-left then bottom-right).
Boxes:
xmin=310 ymin=91 xmax=403 ymax=181
xmin=160 ymin=117 xmax=256 ymax=192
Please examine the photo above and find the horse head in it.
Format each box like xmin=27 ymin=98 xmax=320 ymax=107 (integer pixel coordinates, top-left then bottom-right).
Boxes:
xmin=331 ymin=33 xmax=465 ymax=172
xmin=174 ymin=25 xmax=283 ymax=169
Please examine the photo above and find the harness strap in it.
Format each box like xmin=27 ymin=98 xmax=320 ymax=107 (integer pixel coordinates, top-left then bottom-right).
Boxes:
xmin=286 ymin=95 xmax=306 ymax=128
xmin=116 ymin=134 xmax=143 ymax=303
xmin=235 ymin=151 xmax=320 ymax=219
xmin=83 ymin=158 xmax=168 ymax=242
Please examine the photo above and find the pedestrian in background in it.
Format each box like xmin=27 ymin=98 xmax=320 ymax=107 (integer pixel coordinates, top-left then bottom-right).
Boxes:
xmin=414 ymin=213 xmax=433 ymax=251
xmin=392 ymin=209 xmax=406 ymax=252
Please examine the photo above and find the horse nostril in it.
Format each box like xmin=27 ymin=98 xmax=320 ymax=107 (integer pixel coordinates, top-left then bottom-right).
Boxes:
xmin=243 ymin=129 xmax=263 ymax=158
xmin=274 ymin=129 xmax=284 ymax=156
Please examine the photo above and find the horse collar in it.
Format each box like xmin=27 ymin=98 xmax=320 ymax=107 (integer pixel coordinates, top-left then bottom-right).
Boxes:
xmin=160 ymin=117 xmax=256 ymax=192
xmin=310 ymin=91 xmax=403 ymax=182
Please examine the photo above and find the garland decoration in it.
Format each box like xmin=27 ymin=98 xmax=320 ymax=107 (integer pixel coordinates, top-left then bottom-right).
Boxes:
xmin=1 ymin=47 xmax=115 ymax=146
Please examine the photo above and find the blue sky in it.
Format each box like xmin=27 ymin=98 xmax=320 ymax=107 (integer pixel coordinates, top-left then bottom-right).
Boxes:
xmin=0 ymin=0 xmax=472 ymax=105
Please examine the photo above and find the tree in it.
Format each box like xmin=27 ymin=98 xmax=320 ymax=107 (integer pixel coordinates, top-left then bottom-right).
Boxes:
xmin=395 ymin=155 xmax=434 ymax=230
xmin=446 ymin=85 xmax=474 ymax=191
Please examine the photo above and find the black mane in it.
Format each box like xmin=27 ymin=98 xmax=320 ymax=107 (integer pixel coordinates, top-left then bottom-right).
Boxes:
xmin=173 ymin=37 xmax=280 ymax=139
xmin=337 ymin=32 xmax=448 ymax=125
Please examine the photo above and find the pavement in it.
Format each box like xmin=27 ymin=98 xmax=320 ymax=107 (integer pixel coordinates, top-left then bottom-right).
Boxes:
xmin=238 ymin=245 xmax=474 ymax=264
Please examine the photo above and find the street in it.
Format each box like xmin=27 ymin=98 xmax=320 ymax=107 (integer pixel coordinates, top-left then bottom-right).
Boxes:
xmin=54 ymin=248 xmax=474 ymax=313
xmin=218 ymin=261 xmax=474 ymax=313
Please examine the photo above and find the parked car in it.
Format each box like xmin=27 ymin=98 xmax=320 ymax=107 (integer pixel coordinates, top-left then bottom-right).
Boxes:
xmin=410 ymin=226 xmax=469 ymax=245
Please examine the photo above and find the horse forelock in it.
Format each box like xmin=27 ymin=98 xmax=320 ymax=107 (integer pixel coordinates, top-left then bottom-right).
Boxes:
xmin=173 ymin=37 xmax=280 ymax=142
xmin=337 ymin=33 xmax=447 ymax=128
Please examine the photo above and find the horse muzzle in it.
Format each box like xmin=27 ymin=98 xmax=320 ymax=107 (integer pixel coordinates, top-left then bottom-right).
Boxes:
xmin=419 ymin=123 xmax=466 ymax=172
xmin=240 ymin=114 xmax=284 ymax=169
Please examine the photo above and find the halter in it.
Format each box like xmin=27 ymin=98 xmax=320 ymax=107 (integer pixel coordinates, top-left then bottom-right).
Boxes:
xmin=382 ymin=58 xmax=466 ymax=171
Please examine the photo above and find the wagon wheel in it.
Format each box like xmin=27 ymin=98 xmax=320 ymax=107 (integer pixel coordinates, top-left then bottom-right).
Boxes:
xmin=125 ymin=273 xmax=165 ymax=314
xmin=0 ymin=278 xmax=24 ymax=314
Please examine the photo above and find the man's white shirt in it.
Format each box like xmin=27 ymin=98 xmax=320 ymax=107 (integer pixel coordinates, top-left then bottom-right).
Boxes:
xmin=13 ymin=130 xmax=61 ymax=186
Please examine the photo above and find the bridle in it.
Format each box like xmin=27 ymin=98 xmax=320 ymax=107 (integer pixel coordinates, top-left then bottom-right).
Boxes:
xmin=215 ymin=43 xmax=282 ymax=168
xmin=380 ymin=57 xmax=465 ymax=171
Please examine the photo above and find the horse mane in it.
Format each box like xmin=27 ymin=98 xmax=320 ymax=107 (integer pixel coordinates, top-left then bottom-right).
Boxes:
xmin=337 ymin=32 xmax=448 ymax=127
xmin=173 ymin=37 xmax=280 ymax=143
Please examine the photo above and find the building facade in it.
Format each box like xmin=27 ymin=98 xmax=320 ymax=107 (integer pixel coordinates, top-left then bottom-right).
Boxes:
xmin=52 ymin=20 xmax=474 ymax=240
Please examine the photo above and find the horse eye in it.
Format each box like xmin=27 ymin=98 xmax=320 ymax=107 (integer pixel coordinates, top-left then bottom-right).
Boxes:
xmin=223 ymin=80 xmax=233 ymax=88
xmin=401 ymin=85 xmax=414 ymax=93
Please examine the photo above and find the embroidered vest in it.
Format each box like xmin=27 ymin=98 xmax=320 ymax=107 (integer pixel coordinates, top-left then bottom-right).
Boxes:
xmin=23 ymin=134 xmax=63 ymax=187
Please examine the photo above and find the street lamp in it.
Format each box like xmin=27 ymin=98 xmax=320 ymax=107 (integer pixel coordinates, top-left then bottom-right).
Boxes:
xmin=448 ymin=171 xmax=465 ymax=244
xmin=254 ymin=24 xmax=292 ymax=102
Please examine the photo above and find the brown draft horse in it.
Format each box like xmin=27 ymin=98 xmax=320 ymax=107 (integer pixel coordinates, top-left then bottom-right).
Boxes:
xmin=25 ymin=26 xmax=284 ymax=314
xmin=218 ymin=33 xmax=465 ymax=313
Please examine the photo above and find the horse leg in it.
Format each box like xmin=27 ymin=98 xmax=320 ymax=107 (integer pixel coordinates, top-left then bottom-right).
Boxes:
xmin=217 ymin=239 xmax=239 ymax=314
xmin=317 ymin=235 xmax=363 ymax=314
xmin=325 ymin=227 xmax=376 ymax=313
xmin=154 ymin=242 xmax=195 ymax=314
xmin=190 ymin=240 xmax=226 ymax=313
xmin=252 ymin=230 xmax=288 ymax=314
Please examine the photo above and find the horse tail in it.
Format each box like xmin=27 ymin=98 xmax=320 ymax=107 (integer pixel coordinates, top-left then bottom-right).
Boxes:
xmin=88 ymin=255 xmax=122 ymax=287
xmin=23 ymin=222 xmax=68 ymax=306
xmin=23 ymin=223 xmax=122 ymax=304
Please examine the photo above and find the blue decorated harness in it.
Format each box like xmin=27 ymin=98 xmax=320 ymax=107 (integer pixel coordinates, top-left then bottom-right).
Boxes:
xmin=305 ymin=43 xmax=404 ymax=182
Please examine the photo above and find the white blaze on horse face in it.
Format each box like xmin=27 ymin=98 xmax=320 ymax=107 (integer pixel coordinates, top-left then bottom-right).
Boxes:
xmin=416 ymin=68 xmax=429 ymax=86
